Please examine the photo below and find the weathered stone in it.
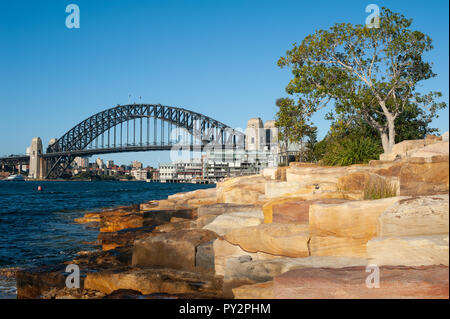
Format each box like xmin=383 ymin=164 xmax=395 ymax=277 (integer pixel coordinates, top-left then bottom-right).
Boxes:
xmin=309 ymin=197 xmax=405 ymax=240
xmin=99 ymin=225 xmax=156 ymax=251
xmin=273 ymin=265 xmax=449 ymax=299
xmin=186 ymin=197 xmax=217 ymax=208
xmin=141 ymin=209 xmax=196 ymax=225
xmin=409 ymin=141 xmax=449 ymax=160
xmin=224 ymin=224 xmax=309 ymax=257
xmin=232 ymin=281 xmax=273 ymax=299
xmin=379 ymin=139 xmax=430 ymax=161
xmin=399 ymin=161 xmax=449 ymax=196
xmin=225 ymin=256 xmax=368 ymax=284
xmin=443 ymin=131 xmax=449 ymax=142
xmin=309 ymin=236 xmax=367 ymax=258
xmin=367 ymin=235 xmax=449 ymax=266
xmin=16 ymin=264 xmax=89 ymax=299
xmin=378 ymin=195 xmax=449 ymax=237
xmin=84 ymin=267 xmax=223 ymax=296
xmin=197 ymin=203 xmax=262 ymax=217
xmin=212 ymin=239 xmax=277 ymax=277
xmin=203 ymin=211 xmax=264 ymax=236
xmin=195 ymin=240 xmax=215 ymax=271
xmin=216 ymin=175 xmax=266 ymax=204
xmin=132 ymin=229 xmax=217 ymax=272
xmin=262 ymin=197 xmax=348 ymax=224
xmin=261 ymin=167 xmax=277 ymax=180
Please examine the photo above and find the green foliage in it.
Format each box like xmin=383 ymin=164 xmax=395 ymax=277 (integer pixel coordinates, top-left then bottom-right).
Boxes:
xmin=321 ymin=136 xmax=383 ymax=166
xmin=278 ymin=7 xmax=447 ymax=153
xmin=364 ymin=177 xmax=397 ymax=200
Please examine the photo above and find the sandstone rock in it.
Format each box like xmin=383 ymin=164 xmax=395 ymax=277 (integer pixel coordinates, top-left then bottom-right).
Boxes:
xmin=203 ymin=211 xmax=264 ymax=236
xmin=262 ymin=197 xmax=348 ymax=224
xmin=99 ymin=225 xmax=156 ymax=251
xmin=232 ymin=281 xmax=273 ymax=299
xmin=378 ymin=195 xmax=449 ymax=237
xmin=197 ymin=203 xmax=262 ymax=217
xmin=217 ymin=187 xmax=263 ymax=204
xmin=273 ymin=265 xmax=449 ymax=299
xmin=223 ymin=224 xmax=309 ymax=257
xmin=84 ymin=267 xmax=223 ymax=296
xmin=309 ymin=236 xmax=367 ymax=258
xmin=379 ymin=139 xmax=433 ymax=161
xmin=367 ymin=235 xmax=449 ymax=267
xmin=261 ymin=167 xmax=277 ymax=180
xmin=443 ymin=131 xmax=449 ymax=142
xmin=216 ymin=175 xmax=266 ymax=204
xmin=186 ymin=197 xmax=217 ymax=208
xmin=154 ymin=219 xmax=196 ymax=233
xmin=409 ymin=141 xmax=449 ymax=160
xmin=399 ymin=161 xmax=449 ymax=196
xmin=132 ymin=229 xmax=217 ymax=272
xmin=167 ymin=188 xmax=216 ymax=202
xmin=16 ymin=264 xmax=87 ymax=299
xmin=212 ymin=239 xmax=277 ymax=277
xmin=309 ymin=197 xmax=405 ymax=240
xmin=225 ymin=256 xmax=368 ymax=284
xmin=141 ymin=209 xmax=196 ymax=225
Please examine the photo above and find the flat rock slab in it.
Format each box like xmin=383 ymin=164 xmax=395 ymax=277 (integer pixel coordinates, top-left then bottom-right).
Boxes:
xmin=378 ymin=195 xmax=449 ymax=237
xmin=399 ymin=161 xmax=449 ymax=196
xmin=309 ymin=236 xmax=368 ymax=258
xmin=273 ymin=265 xmax=449 ymax=299
xmin=367 ymin=235 xmax=449 ymax=267
xmin=225 ymin=256 xmax=368 ymax=283
xmin=263 ymin=197 xmax=348 ymax=224
xmin=233 ymin=281 xmax=273 ymax=299
xmin=132 ymin=229 xmax=217 ymax=272
xmin=203 ymin=211 xmax=264 ymax=236
xmin=197 ymin=203 xmax=262 ymax=217
xmin=213 ymin=239 xmax=278 ymax=277
xmin=224 ymin=224 xmax=309 ymax=257
xmin=84 ymin=267 xmax=223 ymax=296
xmin=309 ymin=197 xmax=405 ymax=240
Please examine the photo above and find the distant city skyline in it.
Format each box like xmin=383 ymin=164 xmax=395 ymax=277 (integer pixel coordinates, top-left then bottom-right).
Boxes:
xmin=1 ymin=0 xmax=448 ymax=167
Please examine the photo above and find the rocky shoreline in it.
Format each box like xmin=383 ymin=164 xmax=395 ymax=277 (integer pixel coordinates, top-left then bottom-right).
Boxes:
xmin=12 ymin=134 xmax=450 ymax=299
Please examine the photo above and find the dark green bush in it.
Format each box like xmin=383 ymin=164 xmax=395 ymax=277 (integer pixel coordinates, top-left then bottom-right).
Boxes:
xmin=321 ymin=136 xmax=383 ymax=166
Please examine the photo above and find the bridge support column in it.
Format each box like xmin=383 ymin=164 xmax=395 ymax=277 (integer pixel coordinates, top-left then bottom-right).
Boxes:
xmin=29 ymin=137 xmax=43 ymax=179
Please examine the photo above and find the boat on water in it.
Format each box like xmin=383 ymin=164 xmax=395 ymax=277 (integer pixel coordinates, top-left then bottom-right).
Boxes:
xmin=2 ymin=174 xmax=26 ymax=181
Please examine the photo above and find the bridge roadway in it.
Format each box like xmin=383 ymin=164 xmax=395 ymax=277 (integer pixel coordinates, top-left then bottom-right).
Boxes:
xmin=0 ymin=143 xmax=244 ymax=165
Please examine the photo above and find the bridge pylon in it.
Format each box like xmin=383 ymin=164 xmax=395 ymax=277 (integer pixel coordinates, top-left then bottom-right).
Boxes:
xmin=29 ymin=137 xmax=47 ymax=179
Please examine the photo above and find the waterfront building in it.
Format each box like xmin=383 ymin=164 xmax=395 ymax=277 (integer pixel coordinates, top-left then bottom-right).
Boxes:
xmin=175 ymin=160 xmax=203 ymax=182
xmin=159 ymin=163 xmax=176 ymax=182
xmin=131 ymin=168 xmax=148 ymax=181
xmin=106 ymin=160 xmax=114 ymax=168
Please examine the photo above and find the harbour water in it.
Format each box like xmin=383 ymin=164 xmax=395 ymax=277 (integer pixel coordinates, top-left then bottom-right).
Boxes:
xmin=0 ymin=180 xmax=213 ymax=298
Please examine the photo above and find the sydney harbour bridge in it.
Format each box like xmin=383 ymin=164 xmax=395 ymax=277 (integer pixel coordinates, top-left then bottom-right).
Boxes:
xmin=0 ymin=104 xmax=245 ymax=179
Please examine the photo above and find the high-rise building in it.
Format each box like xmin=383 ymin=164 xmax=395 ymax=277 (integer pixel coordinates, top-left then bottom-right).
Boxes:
xmin=96 ymin=158 xmax=104 ymax=169
xmin=106 ymin=160 xmax=114 ymax=168
xmin=74 ymin=156 xmax=89 ymax=168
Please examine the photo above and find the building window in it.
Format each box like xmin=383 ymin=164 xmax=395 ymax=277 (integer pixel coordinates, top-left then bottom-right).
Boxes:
xmin=251 ymin=137 xmax=255 ymax=144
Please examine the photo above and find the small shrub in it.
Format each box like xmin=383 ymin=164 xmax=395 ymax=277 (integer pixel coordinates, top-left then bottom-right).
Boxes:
xmin=322 ymin=136 xmax=383 ymax=166
xmin=364 ymin=177 xmax=397 ymax=200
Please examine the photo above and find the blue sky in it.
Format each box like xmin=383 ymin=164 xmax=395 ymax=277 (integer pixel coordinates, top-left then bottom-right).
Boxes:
xmin=0 ymin=0 xmax=448 ymax=167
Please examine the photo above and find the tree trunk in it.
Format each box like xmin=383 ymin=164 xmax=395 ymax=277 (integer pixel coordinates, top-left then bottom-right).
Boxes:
xmin=381 ymin=132 xmax=389 ymax=154
xmin=387 ymin=116 xmax=396 ymax=153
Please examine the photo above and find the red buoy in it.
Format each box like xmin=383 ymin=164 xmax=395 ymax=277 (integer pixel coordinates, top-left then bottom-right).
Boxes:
xmin=37 ymin=185 xmax=42 ymax=191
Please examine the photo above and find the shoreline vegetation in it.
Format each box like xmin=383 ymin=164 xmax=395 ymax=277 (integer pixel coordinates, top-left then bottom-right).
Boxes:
xmin=7 ymin=134 xmax=449 ymax=299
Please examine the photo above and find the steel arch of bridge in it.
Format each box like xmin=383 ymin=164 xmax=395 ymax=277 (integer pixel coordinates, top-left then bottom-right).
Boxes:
xmin=45 ymin=104 xmax=245 ymax=178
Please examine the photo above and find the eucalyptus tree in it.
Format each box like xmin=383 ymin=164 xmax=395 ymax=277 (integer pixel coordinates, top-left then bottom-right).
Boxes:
xmin=278 ymin=7 xmax=446 ymax=153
